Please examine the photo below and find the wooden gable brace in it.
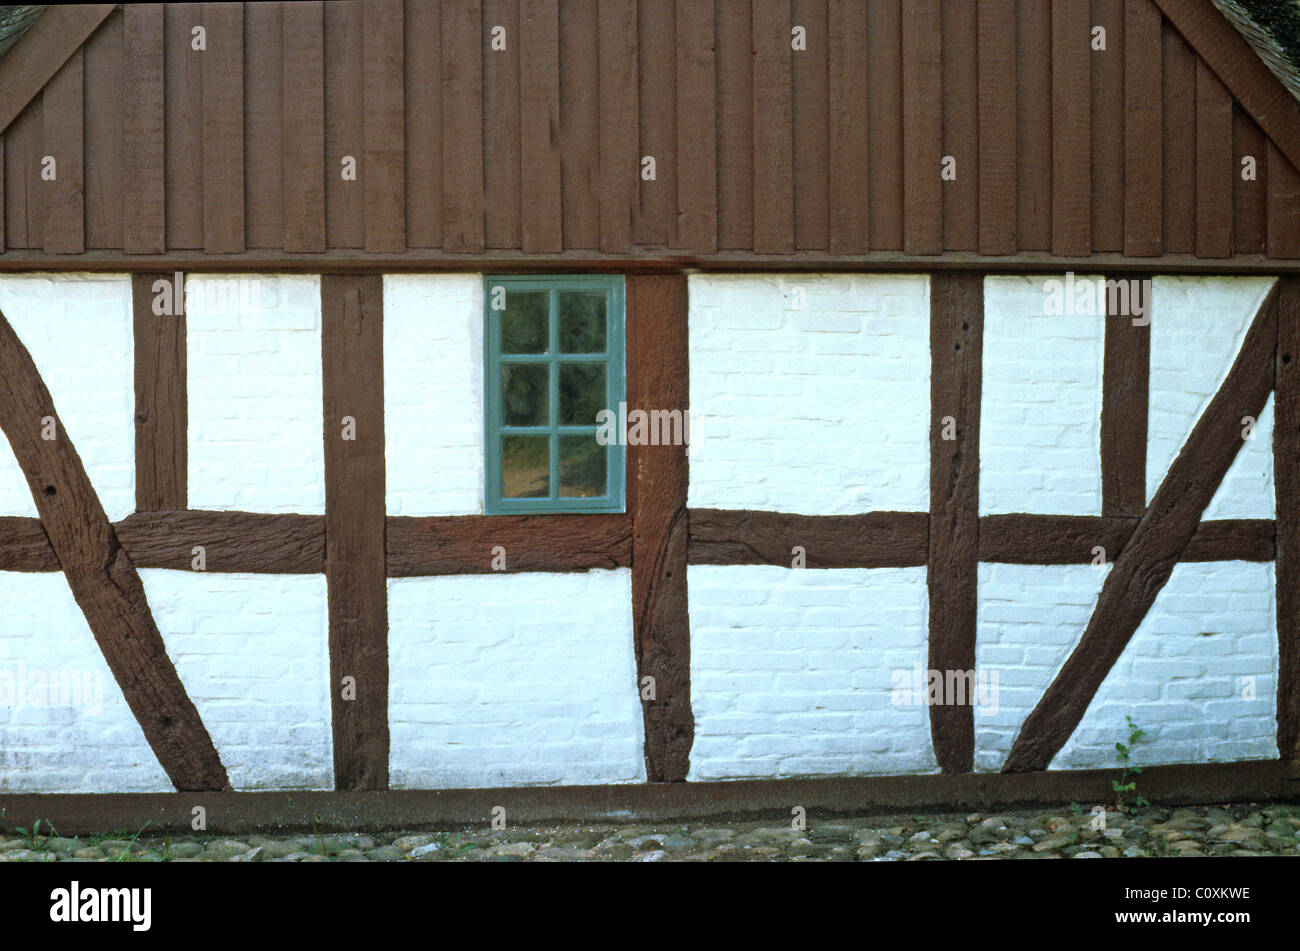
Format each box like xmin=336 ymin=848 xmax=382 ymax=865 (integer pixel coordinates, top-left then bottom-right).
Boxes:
xmin=1154 ymin=0 xmax=1300 ymax=174
xmin=0 ymin=5 xmax=116 ymax=137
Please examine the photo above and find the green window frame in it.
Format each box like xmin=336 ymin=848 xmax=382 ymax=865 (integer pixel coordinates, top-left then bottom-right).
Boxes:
xmin=484 ymin=275 xmax=626 ymax=514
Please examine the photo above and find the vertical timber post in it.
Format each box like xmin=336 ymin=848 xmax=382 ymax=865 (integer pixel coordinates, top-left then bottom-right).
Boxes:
xmin=1101 ymin=273 xmax=1151 ymax=517
xmin=321 ymin=274 xmax=389 ymax=790
xmin=133 ymin=272 xmax=188 ymax=511
xmin=626 ymin=273 xmax=693 ymax=782
xmin=928 ymin=272 xmax=983 ymax=773
xmin=1277 ymin=277 xmax=1300 ymax=760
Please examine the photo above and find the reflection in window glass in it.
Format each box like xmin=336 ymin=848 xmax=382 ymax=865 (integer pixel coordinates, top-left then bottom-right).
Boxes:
xmin=502 ymin=436 xmax=549 ymax=498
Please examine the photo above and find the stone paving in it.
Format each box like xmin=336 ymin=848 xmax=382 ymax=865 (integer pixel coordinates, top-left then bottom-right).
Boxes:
xmin=1 ymin=802 xmax=1298 ymax=862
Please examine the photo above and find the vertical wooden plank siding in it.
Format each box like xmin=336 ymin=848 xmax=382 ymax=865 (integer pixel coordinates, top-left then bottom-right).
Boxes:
xmin=1276 ymin=277 xmax=1300 ymax=758
xmin=0 ymin=137 xmax=4 ymax=253
xmin=1162 ymin=20 xmax=1197 ymax=255
xmin=324 ymin=0 xmax=364 ymax=249
xmin=1124 ymin=0 xmax=1162 ymax=257
xmin=520 ymin=0 xmax=563 ymax=253
xmin=752 ymin=0 xmax=794 ymax=254
xmin=123 ymin=3 xmax=165 ymax=254
xmin=282 ymin=1 xmax=326 ymax=253
xmin=1100 ymin=275 xmax=1150 ymax=517
xmin=560 ymin=0 xmax=600 ymax=250
xmin=133 ymin=273 xmax=187 ymax=512
xmin=321 ymin=274 xmax=389 ymax=792
xmin=1090 ymin=0 xmax=1123 ymax=254
xmin=673 ymin=0 xmax=717 ymax=252
xmin=1051 ymin=0 xmax=1091 ymax=257
xmin=42 ymin=49 xmax=84 ymax=255
xmin=714 ymin=0 xmax=753 ymax=251
xmin=363 ymin=0 xmax=405 ymax=254
xmin=827 ymin=0 xmax=867 ymax=254
xmin=867 ymin=0 xmax=903 ymax=250
xmin=1268 ymin=142 xmax=1300 ymax=259
xmin=901 ymin=0 xmax=942 ymax=254
xmin=164 ymin=3 xmax=203 ymax=250
xmin=637 ymin=0 xmax=676 ymax=248
xmin=244 ymin=1 xmax=283 ymax=250
xmin=1233 ymin=107 xmax=1267 ymax=256
xmin=441 ymin=0 xmax=484 ymax=251
xmin=597 ymin=0 xmax=637 ymax=252
xmin=977 ymin=0 xmax=1016 ymax=256
xmin=626 ymin=273 xmax=692 ymax=783
xmin=3 ymin=99 xmax=42 ymax=250
xmin=201 ymin=2 xmax=244 ymax=254
xmin=1196 ymin=61 xmax=1234 ymax=259
xmin=404 ymin=0 xmax=441 ymax=249
xmin=928 ymin=272 xmax=982 ymax=774
xmin=483 ymin=0 xmax=521 ymax=249
xmin=1015 ymin=0 xmax=1051 ymax=252
xmin=83 ymin=8 xmax=124 ymax=250
xmin=792 ymin=0 xmax=828 ymax=251
xmin=940 ymin=0 xmax=977 ymax=252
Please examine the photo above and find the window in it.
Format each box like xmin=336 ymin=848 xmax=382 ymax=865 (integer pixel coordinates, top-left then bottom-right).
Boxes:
xmin=484 ymin=275 xmax=625 ymax=514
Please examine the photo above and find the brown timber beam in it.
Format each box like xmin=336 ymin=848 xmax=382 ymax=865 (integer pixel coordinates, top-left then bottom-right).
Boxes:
xmin=7 ymin=252 xmax=1300 ymax=275
xmin=0 ymin=511 xmax=1276 ymax=574
xmin=0 ymin=306 xmax=228 ymax=791
xmin=386 ymin=514 xmax=631 ymax=576
xmin=2 ymin=759 xmax=1293 ymax=836
xmin=1101 ymin=274 xmax=1150 ymax=516
xmin=626 ymin=273 xmax=693 ymax=782
xmin=1276 ymin=277 xmax=1300 ymax=757
xmin=689 ymin=510 xmax=929 ymax=567
xmin=321 ymin=275 xmax=389 ymax=791
xmin=0 ymin=4 xmax=117 ymax=137
xmin=133 ymin=273 xmax=187 ymax=510
xmin=1152 ymin=0 xmax=1300 ymax=177
xmin=928 ymin=272 xmax=983 ymax=773
xmin=1004 ymin=282 xmax=1281 ymax=773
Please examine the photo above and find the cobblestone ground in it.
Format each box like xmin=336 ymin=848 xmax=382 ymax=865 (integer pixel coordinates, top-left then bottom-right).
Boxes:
xmin=2 ymin=802 xmax=1298 ymax=862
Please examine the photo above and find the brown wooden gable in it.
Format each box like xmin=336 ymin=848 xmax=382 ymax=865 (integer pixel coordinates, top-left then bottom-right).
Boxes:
xmin=0 ymin=0 xmax=1299 ymax=268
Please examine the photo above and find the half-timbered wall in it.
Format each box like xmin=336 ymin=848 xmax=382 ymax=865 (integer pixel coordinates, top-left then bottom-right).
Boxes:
xmin=0 ymin=269 xmax=1292 ymax=793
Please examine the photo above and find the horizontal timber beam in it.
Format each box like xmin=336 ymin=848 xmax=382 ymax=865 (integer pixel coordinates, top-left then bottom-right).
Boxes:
xmin=3 ymin=251 xmax=1300 ymax=275
xmin=386 ymin=514 xmax=632 ymax=575
xmin=0 ymin=512 xmax=1274 ymax=574
xmin=0 ymin=759 xmax=1293 ymax=836
xmin=689 ymin=511 xmax=1275 ymax=567
xmin=688 ymin=510 xmax=928 ymax=567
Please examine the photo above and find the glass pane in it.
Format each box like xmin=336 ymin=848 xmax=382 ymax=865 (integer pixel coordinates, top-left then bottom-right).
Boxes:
xmin=502 ymin=436 xmax=550 ymax=498
xmin=501 ymin=363 xmax=548 ymax=427
xmin=501 ymin=291 xmax=548 ymax=354
xmin=558 ymin=291 xmax=606 ymax=353
xmin=559 ymin=435 xmax=606 ymax=498
xmin=559 ymin=363 xmax=606 ymax=426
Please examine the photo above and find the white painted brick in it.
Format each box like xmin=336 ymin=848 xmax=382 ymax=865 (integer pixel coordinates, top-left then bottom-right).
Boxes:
xmin=187 ymin=275 xmax=325 ymax=513
xmin=975 ymin=564 xmax=1109 ymax=772
xmin=976 ymin=561 xmax=1277 ymax=771
xmin=687 ymin=565 xmax=937 ymax=780
xmin=388 ymin=570 xmax=645 ymax=788
xmin=140 ymin=570 xmax=332 ymax=790
xmin=687 ymin=274 xmax=930 ymax=515
xmin=384 ymin=275 xmax=485 ymax=515
xmin=0 ymin=572 xmax=170 ymax=792
xmin=0 ymin=274 xmax=135 ymax=520
xmin=1148 ymin=276 xmax=1276 ymax=518
xmin=980 ymin=275 xmax=1104 ymax=515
